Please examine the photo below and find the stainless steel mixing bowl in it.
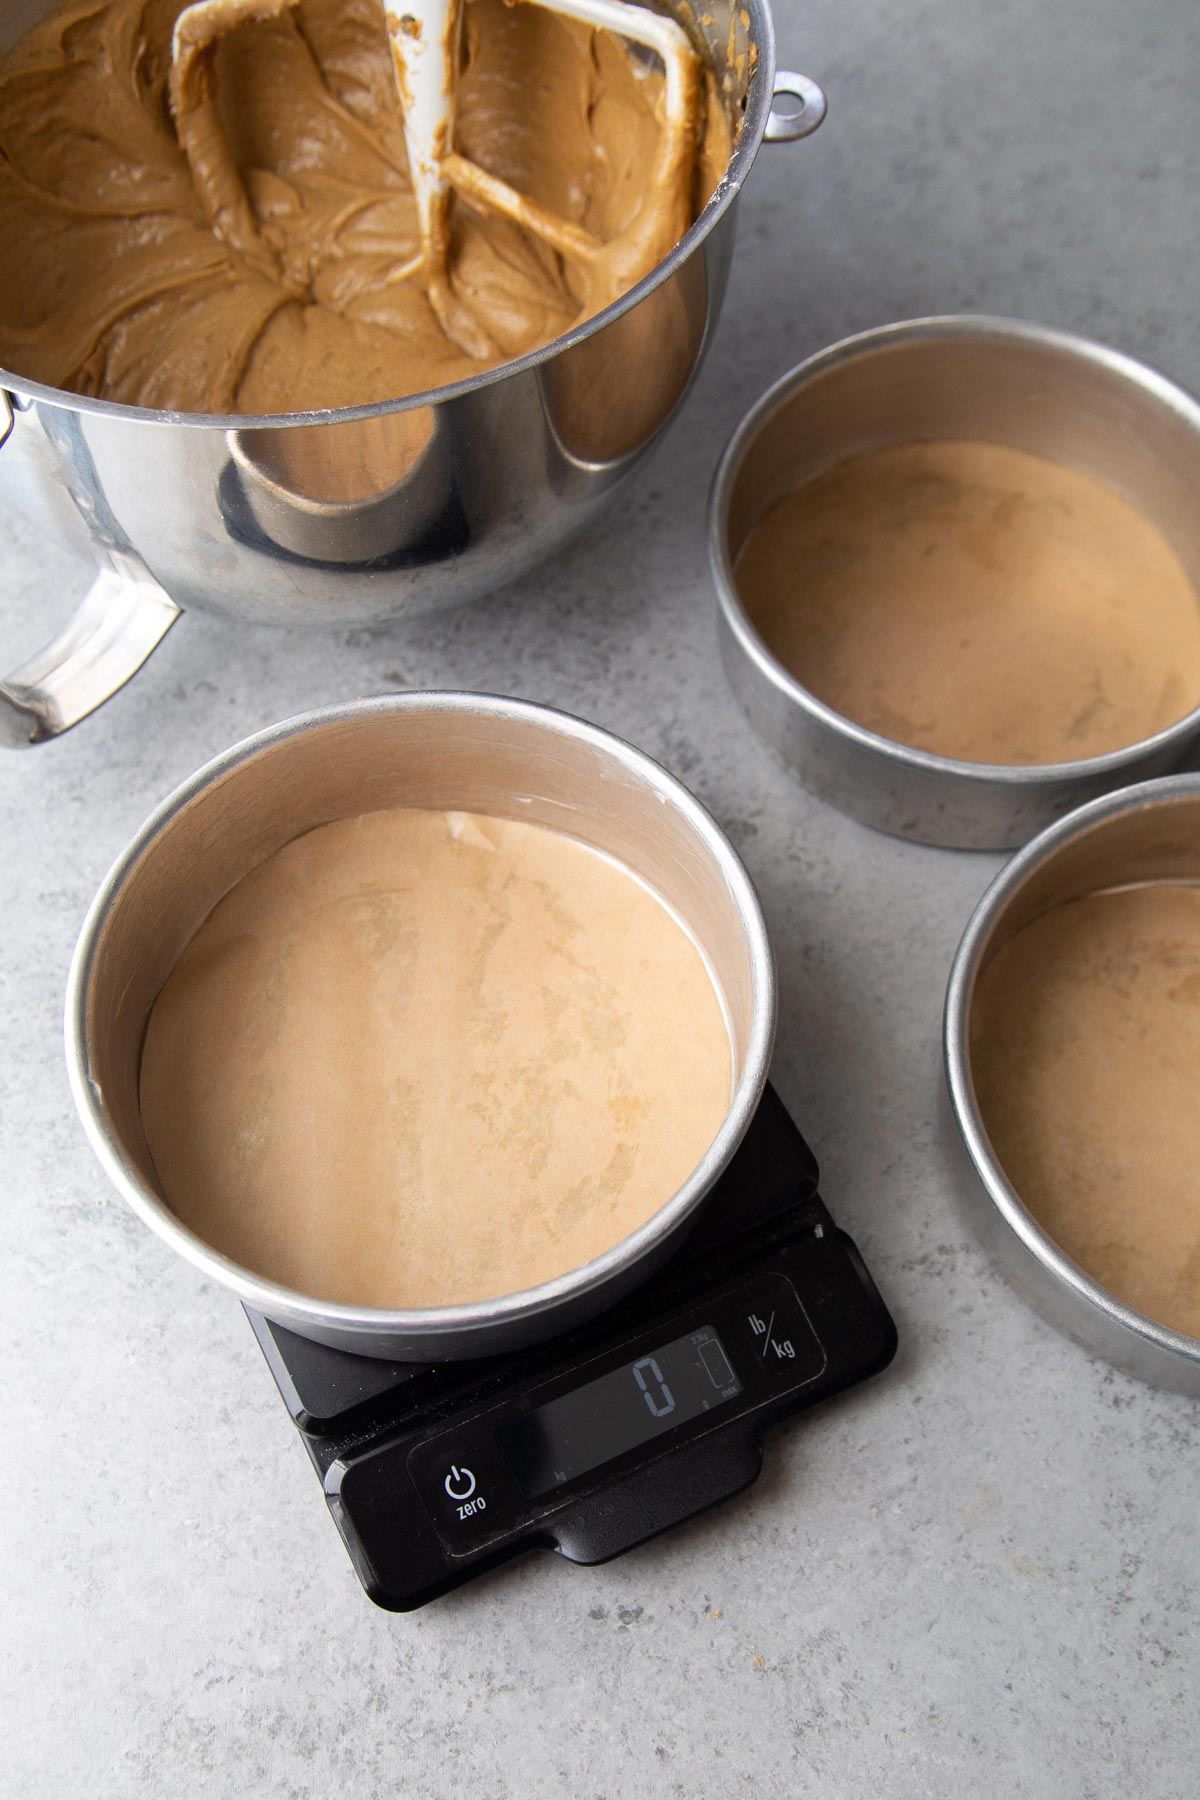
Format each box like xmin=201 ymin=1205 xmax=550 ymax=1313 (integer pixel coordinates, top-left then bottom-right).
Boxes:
xmin=66 ymin=692 xmax=777 ymax=1360
xmin=0 ymin=0 xmax=825 ymax=747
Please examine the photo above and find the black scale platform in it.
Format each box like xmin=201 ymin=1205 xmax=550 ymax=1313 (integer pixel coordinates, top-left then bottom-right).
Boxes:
xmin=247 ymin=1085 xmax=897 ymax=1611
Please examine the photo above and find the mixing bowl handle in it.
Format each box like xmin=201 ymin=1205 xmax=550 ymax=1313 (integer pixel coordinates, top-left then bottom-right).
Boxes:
xmin=0 ymin=391 xmax=181 ymax=749
xmin=765 ymin=72 xmax=828 ymax=143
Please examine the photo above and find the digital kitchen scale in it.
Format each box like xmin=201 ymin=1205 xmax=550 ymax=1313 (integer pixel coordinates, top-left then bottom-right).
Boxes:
xmin=246 ymin=1086 xmax=897 ymax=1611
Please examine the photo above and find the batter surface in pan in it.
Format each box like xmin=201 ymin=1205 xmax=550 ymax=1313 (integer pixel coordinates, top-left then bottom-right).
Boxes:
xmin=972 ymin=883 xmax=1200 ymax=1338
xmin=736 ymin=441 xmax=1200 ymax=765
xmin=139 ymin=807 xmax=733 ymax=1306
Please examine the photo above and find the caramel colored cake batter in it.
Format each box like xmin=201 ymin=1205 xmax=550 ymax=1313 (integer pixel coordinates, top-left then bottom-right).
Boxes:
xmin=0 ymin=0 xmax=729 ymax=412
xmin=139 ymin=808 xmax=733 ymax=1307
xmin=736 ymin=442 xmax=1200 ymax=765
xmin=971 ymin=884 xmax=1200 ymax=1339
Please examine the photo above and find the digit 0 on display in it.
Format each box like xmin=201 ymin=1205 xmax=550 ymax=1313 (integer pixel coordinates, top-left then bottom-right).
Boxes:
xmin=632 ymin=1356 xmax=675 ymax=1419
xmin=497 ymin=1326 xmax=743 ymax=1498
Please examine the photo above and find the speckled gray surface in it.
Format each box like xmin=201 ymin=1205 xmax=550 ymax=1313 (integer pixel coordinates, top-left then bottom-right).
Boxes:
xmin=2 ymin=0 xmax=1198 ymax=1793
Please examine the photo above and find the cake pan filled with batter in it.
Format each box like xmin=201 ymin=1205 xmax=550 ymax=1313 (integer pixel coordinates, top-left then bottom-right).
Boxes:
xmin=944 ymin=774 xmax=1200 ymax=1393
xmin=710 ymin=316 xmax=1200 ymax=849
xmin=66 ymin=692 xmax=775 ymax=1359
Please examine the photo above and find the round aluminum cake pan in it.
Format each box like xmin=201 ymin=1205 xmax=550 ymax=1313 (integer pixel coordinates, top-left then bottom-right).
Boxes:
xmin=66 ymin=692 xmax=776 ymax=1361
xmin=710 ymin=316 xmax=1200 ymax=850
xmin=943 ymin=773 xmax=1200 ymax=1393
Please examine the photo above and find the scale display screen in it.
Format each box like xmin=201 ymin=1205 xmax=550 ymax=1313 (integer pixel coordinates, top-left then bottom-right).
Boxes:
xmin=497 ymin=1325 xmax=742 ymax=1498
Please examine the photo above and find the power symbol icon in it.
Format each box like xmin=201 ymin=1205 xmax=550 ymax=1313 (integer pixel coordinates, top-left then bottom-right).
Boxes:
xmin=443 ymin=1464 xmax=477 ymax=1502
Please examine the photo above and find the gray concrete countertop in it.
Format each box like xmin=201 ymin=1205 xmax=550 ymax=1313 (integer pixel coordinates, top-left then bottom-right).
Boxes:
xmin=3 ymin=0 xmax=1197 ymax=1793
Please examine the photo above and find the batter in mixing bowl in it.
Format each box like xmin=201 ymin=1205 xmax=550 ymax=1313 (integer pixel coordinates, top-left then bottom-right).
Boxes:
xmin=0 ymin=0 xmax=730 ymax=412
